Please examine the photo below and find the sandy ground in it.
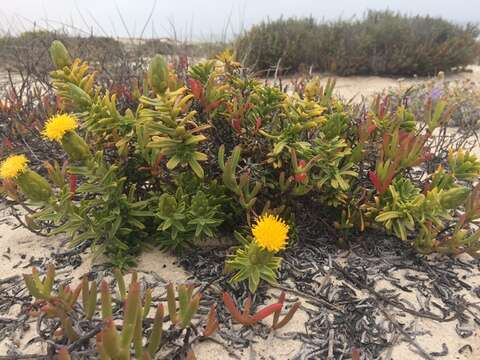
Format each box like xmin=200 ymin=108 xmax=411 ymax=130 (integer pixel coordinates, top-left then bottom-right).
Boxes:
xmin=275 ymin=65 xmax=480 ymax=101
xmin=333 ymin=66 xmax=480 ymax=100
xmin=1 ymin=70 xmax=480 ymax=359
xmin=1 ymin=221 xmax=479 ymax=359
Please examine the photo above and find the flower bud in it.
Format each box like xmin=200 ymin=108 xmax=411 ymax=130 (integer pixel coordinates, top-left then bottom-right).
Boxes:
xmin=61 ymin=131 xmax=91 ymax=162
xmin=175 ymin=126 xmax=186 ymax=137
xmin=49 ymin=40 xmax=71 ymax=70
xmin=16 ymin=169 xmax=53 ymax=202
xmin=148 ymin=55 xmax=169 ymax=95
xmin=158 ymin=193 xmax=177 ymax=217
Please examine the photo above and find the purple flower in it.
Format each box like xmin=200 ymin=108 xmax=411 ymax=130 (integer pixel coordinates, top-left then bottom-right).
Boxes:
xmin=430 ymin=87 xmax=443 ymax=101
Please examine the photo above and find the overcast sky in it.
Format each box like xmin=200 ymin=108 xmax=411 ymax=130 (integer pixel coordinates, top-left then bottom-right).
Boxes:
xmin=0 ymin=0 xmax=479 ymax=40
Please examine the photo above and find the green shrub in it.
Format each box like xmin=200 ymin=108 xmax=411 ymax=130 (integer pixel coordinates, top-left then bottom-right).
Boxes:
xmin=2 ymin=43 xmax=480 ymax=293
xmin=236 ymin=11 xmax=480 ymax=76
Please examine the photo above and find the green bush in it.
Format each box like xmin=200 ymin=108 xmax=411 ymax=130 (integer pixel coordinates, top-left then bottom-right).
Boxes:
xmin=2 ymin=43 xmax=480 ymax=293
xmin=236 ymin=11 xmax=480 ymax=76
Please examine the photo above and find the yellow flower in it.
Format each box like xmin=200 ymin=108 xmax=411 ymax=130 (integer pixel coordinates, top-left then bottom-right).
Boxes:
xmin=42 ymin=114 xmax=78 ymax=142
xmin=0 ymin=155 xmax=28 ymax=179
xmin=252 ymin=214 xmax=289 ymax=252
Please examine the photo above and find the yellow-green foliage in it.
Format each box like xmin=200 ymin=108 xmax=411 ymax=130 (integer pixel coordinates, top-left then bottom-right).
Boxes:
xmin=2 ymin=41 xmax=480 ymax=284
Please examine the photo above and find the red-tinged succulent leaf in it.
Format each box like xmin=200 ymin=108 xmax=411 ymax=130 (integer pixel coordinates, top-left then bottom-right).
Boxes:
xmin=255 ymin=117 xmax=262 ymax=130
xmin=61 ymin=316 xmax=79 ymax=341
xmin=367 ymin=123 xmax=377 ymax=136
xmin=124 ymin=281 xmax=141 ymax=323
xmin=231 ymin=118 xmax=242 ymax=132
xmin=383 ymin=171 xmax=396 ymax=193
xmin=68 ymin=283 xmax=82 ymax=309
xmin=133 ymin=303 xmax=143 ymax=359
xmin=102 ymin=320 xmax=120 ymax=358
xmin=272 ymin=301 xmax=301 ymax=330
xmin=188 ymin=79 xmax=203 ymax=100
xmin=100 ymin=280 xmax=112 ymax=320
xmin=166 ymin=283 xmax=177 ymax=324
xmin=69 ymin=174 xmax=77 ymax=194
xmin=422 ymin=150 xmax=433 ymax=162
xmin=121 ymin=281 xmax=141 ymax=347
xmin=23 ymin=274 xmax=42 ymax=299
xmin=222 ymin=292 xmax=243 ymax=323
xmin=423 ymin=181 xmax=431 ymax=195
xmin=186 ymin=351 xmax=197 ymax=360
xmin=368 ymin=171 xmax=383 ymax=193
xmin=382 ymin=132 xmax=391 ymax=151
xmin=378 ymin=99 xmax=387 ymax=119
xmin=352 ymin=348 xmax=361 ymax=360
xmin=398 ymin=130 xmax=411 ymax=143
xmin=203 ymin=304 xmax=219 ymax=336
xmin=57 ymin=347 xmax=71 ymax=360
xmin=272 ymin=291 xmax=286 ymax=328
xmin=181 ymin=293 xmax=201 ymax=328
xmin=3 ymin=137 xmax=14 ymax=150
xmin=241 ymin=296 xmax=252 ymax=323
xmin=147 ymin=304 xmax=164 ymax=357
xmin=44 ymin=264 xmax=55 ymax=296
xmin=204 ymin=99 xmax=223 ymax=113
xmin=95 ymin=332 xmax=110 ymax=360
xmin=251 ymin=302 xmax=283 ymax=322
xmin=294 ymin=160 xmax=308 ymax=183
xmin=130 ymin=271 xmax=138 ymax=285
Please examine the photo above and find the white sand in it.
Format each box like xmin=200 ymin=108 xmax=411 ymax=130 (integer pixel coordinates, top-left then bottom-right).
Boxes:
xmin=1 ymin=219 xmax=479 ymax=359
xmin=332 ymin=66 xmax=480 ymax=100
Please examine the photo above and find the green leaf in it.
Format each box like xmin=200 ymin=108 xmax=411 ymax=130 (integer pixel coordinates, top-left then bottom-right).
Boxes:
xmin=188 ymin=159 xmax=204 ymax=178
xmin=167 ymin=155 xmax=182 ymax=170
xmin=375 ymin=211 xmax=403 ymax=222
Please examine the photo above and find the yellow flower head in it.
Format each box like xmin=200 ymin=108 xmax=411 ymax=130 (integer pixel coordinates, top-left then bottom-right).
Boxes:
xmin=42 ymin=114 xmax=78 ymax=142
xmin=0 ymin=155 xmax=28 ymax=179
xmin=252 ymin=214 xmax=289 ymax=252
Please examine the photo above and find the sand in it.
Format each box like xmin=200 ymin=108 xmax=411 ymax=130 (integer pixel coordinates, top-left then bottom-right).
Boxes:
xmin=1 ymin=68 xmax=480 ymax=359
xmin=1 ymin=224 xmax=479 ymax=359
xmin=332 ymin=66 xmax=480 ymax=101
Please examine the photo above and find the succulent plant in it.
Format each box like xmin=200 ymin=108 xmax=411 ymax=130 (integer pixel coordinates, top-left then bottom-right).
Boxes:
xmin=81 ymin=276 xmax=97 ymax=320
xmin=222 ymin=291 xmax=300 ymax=328
xmin=166 ymin=283 xmax=201 ymax=329
xmin=218 ymin=145 xmax=262 ymax=224
xmin=23 ymin=263 xmax=56 ymax=300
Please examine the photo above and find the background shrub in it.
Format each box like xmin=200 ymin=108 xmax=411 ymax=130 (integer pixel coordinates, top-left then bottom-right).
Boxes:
xmin=235 ymin=10 xmax=480 ymax=76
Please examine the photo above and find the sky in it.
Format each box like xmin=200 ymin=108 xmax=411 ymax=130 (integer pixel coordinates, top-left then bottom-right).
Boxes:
xmin=0 ymin=0 xmax=479 ymax=40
